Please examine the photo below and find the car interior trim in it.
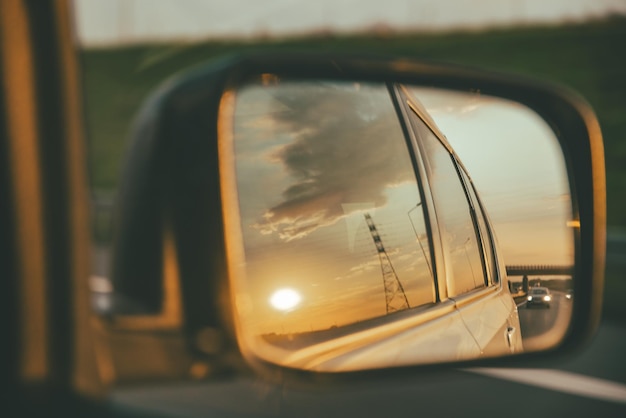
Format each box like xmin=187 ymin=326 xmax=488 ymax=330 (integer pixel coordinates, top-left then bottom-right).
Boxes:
xmin=1 ymin=0 xmax=49 ymax=381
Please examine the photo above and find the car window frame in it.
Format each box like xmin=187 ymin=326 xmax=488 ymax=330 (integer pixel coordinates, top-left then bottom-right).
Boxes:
xmin=397 ymin=85 xmax=494 ymax=300
xmin=388 ymin=83 xmax=443 ymax=303
xmin=456 ymin=162 xmax=499 ymax=287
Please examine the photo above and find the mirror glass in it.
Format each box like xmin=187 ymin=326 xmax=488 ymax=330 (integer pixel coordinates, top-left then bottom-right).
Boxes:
xmin=221 ymin=78 xmax=574 ymax=371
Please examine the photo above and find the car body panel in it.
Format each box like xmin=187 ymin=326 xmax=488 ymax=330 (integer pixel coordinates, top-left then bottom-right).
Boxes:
xmin=453 ymin=287 xmax=523 ymax=355
xmin=276 ymin=301 xmax=482 ymax=371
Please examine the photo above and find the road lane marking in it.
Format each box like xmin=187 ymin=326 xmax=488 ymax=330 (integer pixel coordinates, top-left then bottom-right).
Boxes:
xmin=466 ymin=368 xmax=626 ymax=404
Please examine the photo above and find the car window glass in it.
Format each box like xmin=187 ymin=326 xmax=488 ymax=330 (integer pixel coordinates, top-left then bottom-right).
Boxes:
xmin=230 ymin=80 xmax=436 ymax=339
xmin=409 ymin=111 xmax=487 ymax=297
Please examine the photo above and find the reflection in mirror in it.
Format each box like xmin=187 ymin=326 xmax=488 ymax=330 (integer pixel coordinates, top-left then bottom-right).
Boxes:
xmin=411 ymin=87 xmax=574 ymax=353
xmin=220 ymin=78 xmax=574 ymax=371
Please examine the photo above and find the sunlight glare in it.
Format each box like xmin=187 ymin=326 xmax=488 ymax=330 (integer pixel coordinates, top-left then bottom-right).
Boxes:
xmin=270 ymin=288 xmax=301 ymax=311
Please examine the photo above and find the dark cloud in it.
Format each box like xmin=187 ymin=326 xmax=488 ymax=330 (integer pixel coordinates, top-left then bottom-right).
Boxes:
xmin=238 ymin=82 xmax=416 ymax=240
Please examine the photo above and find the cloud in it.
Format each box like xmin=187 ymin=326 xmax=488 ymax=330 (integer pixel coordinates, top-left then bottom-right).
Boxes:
xmin=240 ymin=82 xmax=417 ymax=240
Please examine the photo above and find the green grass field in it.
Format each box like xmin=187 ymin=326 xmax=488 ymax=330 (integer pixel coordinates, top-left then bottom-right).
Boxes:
xmin=82 ymin=16 xmax=626 ymax=317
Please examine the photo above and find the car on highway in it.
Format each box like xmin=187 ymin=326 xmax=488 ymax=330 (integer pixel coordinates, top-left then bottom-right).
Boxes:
xmin=526 ymin=286 xmax=553 ymax=308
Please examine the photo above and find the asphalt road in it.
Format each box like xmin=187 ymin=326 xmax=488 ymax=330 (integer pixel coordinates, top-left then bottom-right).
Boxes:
xmin=518 ymin=291 xmax=573 ymax=352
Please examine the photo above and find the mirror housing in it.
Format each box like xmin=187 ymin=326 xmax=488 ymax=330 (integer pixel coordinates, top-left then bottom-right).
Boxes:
xmin=108 ymin=52 xmax=605 ymax=379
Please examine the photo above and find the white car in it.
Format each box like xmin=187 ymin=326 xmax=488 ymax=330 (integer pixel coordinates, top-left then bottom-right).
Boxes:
xmin=526 ymin=287 xmax=553 ymax=308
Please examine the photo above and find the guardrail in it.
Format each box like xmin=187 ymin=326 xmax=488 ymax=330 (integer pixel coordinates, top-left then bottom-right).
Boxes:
xmin=505 ymin=265 xmax=574 ymax=276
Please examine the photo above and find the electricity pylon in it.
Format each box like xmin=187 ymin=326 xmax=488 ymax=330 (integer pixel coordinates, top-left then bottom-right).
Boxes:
xmin=364 ymin=213 xmax=410 ymax=314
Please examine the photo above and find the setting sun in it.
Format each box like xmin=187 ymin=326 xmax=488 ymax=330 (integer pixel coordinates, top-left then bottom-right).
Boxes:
xmin=269 ymin=288 xmax=302 ymax=311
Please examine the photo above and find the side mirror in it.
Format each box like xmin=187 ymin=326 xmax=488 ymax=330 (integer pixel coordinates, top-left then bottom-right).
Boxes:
xmin=106 ymin=53 xmax=605 ymax=379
